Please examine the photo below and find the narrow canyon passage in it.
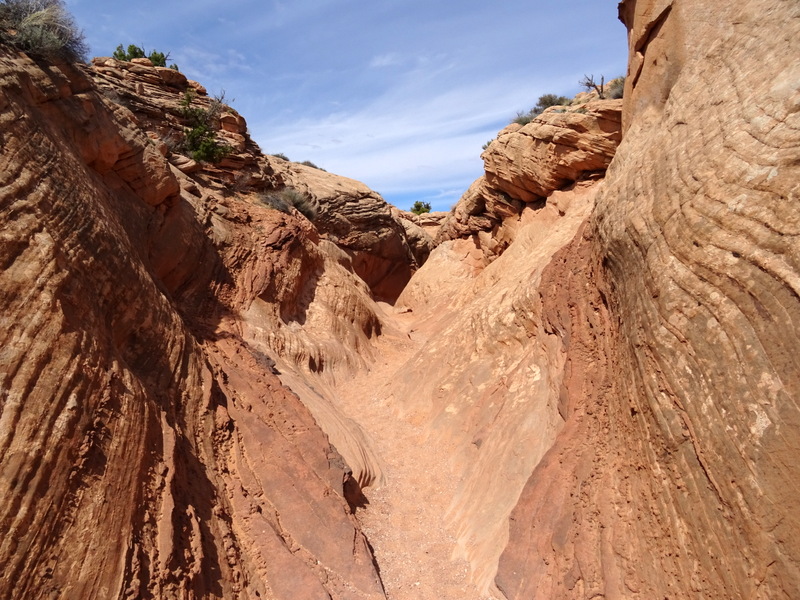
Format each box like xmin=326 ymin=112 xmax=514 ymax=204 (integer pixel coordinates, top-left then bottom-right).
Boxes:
xmin=329 ymin=307 xmax=492 ymax=600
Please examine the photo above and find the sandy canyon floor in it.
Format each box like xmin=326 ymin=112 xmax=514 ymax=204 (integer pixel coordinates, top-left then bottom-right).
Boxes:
xmin=329 ymin=307 xmax=492 ymax=600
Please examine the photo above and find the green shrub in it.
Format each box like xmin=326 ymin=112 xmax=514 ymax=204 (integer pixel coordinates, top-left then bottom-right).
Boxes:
xmin=512 ymin=111 xmax=532 ymax=125
xmin=284 ymin=188 xmax=317 ymax=220
xmin=258 ymin=187 xmax=318 ymax=221
xmin=536 ymin=94 xmax=572 ymax=110
xmin=112 ymin=43 xmax=144 ymax=61
xmin=410 ymin=201 xmax=431 ymax=215
xmin=258 ymin=191 xmax=291 ymax=213
xmin=112 ymin=43 xmax=172 ymax=68
xmin=148 ymin=49 xmax=167 ymax=67
xmin=179 ymin=89 xmax=207 ymax=125
xmin=183 ymin=125 xmax=229 ymax=162
xmin=177 ymin=89 xmax=232 ymax=163
xmin=512 ymin=93 xmax=571 ymax=125
xmin=0 ymin=0 xmax=88 ymax=61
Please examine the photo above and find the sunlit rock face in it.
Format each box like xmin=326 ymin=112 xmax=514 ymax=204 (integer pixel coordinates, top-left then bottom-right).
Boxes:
xmin=437 ymin=100 xmax=622 ymax=263
xmin=0 ymin=47 xmax=385 ymax=600
xmin=268 ymin=160 xmax=422 ymax=303
xmin=495 ymin=0 xmax=800 ymax=598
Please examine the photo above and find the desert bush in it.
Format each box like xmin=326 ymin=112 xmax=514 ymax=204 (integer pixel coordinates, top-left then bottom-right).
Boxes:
xmin=270 ymin=152 xmax=289 ymax=161
xmin=0 ymin=0 xmax=88 ymax=61
xmin=512 ymin=110 xmax=535 ymax=126
xmin=112 ymin=43 xmax=144 ymax=61
xmin=258 ymin=191 xmax=291 ymax=213
xmin=176 ymin=89 xmax=232 ymax=163
xmin=283 ymin=187 xmax=317 ymax=220
xmin=114 ymin=43 xmax=178 ymax=69
xmin=178 ymin=89 xmax=206 ymax=124
xmin=112 ymin=43 xmax=175 ymax=68
xmin=148 ymin=49 xmax=167 ymax=67
xmin=300 ymin=160 xmax=326 ymax=171
xmin=184 ymin=125 xmax=230 ymax=162
xmin=258 ymin=187 xmax=318 ymax=221
xmin=513 ymin=93 xmax=571 ymax=125
xmin=410 ymin=201 xmax=431 ymax=215
xmin=607 ymin=76 xmax=625 ymax=99
xmin=536 ymin=94 xmax=571 ymax=110
xmin=579 ymin=74 xmax=607 ymax=98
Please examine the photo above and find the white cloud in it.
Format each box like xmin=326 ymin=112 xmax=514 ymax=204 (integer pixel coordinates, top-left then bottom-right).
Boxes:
xmin=369 ymin=52 xmax=404 ymax=68
xmin=248 ymin=67 xmax=586 ymax=208
xmin=66 ymin=0 xmax=629 ymax=211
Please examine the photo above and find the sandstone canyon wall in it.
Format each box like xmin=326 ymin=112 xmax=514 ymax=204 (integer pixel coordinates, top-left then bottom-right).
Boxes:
xmin=0 ymin=48 xmax=393 ymax=599
xmin=494 ymin=0 xmax=800 ymax=598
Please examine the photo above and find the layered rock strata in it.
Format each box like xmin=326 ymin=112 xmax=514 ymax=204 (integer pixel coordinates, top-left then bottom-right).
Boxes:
xmin=437 ymin=100 xmax=622 ymax=263
xmin=380 ymin=1 xmax=800 ymax=597
xmin=496 ymin=0 xmax=800 ymax=597
xmin=86 ymin=53 xmax=412 ymax=494
xmin=89 ymin=55 xmax=423 ymax=304
xmin=2 ymin=0 xmax=799 ymax=597
xmin=378 ymin=83 xmax=625 ymax=598
xmin=0 ymin=47 xmax=385 ymax=599
xmin=267 ymin=159 xmax=423 ymax=302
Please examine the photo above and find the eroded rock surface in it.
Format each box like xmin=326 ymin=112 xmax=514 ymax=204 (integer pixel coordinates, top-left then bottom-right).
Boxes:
xmin=0 ymin=47 xmax=384 ymax=600
xmin=269 ymin=160 xmax=421 ymax=302
xmin=483 ymin=100 xmax=622 ymax=203
xmin=496 ymin=0 xmax=800 ymax=598
xmin=437 ymin=100 xmax=622 ymax=263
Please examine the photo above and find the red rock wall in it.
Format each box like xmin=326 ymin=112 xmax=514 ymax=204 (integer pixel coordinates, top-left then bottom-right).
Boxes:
xmin=496 ymin=0 xmax=800 ymax=597
xmin=0 ymin=48 xmax=384 ymax=599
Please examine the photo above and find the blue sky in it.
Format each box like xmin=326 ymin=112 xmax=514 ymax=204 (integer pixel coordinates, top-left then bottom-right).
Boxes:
xmin=65 ymin=0 xmax=627 ymax=211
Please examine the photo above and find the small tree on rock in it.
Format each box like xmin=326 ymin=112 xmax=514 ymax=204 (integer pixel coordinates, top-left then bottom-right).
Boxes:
xmin=112 ymin=43 xmax=172 ymax=68
xmin=579 ymin=74 xmax=606 ymax=99
xmin=410 ymin=201 xmax=431 ymax=215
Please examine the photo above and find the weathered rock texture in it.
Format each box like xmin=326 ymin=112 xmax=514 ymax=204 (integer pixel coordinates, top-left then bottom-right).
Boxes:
xmin=350 ymin=1 xmax=799 ymax=598
xmin=495 ymin=0 xmax=800 ymax=598
xmin=0 ymin=47 xmax=385 ymax=599
xmin=392 ymin=182 xmax=603 ymax=595
xmin=269 ymin=160 xmax=422 ymax=302
xmin=87 ymin=54 xmax=415 ymax=497
xmin=361 ymin=80 xmax=627 ymax=600
xmin=89 ymin=55 xmax=422 ymax=304
xmin=483 ymin=100 xmax=622 ymax=203
xmin=437 ymin=100 xmax=622 ymax=263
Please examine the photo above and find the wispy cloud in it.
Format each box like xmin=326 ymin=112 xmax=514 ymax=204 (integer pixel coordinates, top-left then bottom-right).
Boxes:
xmin=178 ymin=46 xmax=254 ymax=81
xmin=369 ymin=52 xmax=405 ymax=68
xmin=66 ymin=0 xmax=628 ymax=211
xmin=249 ymin=65 xmax=594 ymax=209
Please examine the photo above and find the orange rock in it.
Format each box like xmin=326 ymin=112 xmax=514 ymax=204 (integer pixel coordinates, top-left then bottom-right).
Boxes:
xmin=219 ymin=112 xmax=246 ymax=133
xmin=154 ymin=66 xmax=187 ymax=88
xmin=0 ymin=45 xmax=385 ymax=599
xmin=497 ymin=1 xmax=800 ymax=598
